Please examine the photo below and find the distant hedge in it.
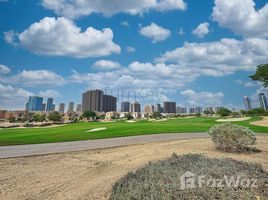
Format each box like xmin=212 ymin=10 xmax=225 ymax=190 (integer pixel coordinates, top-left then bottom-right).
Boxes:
xmin=110 ymin=154 xmax=268 ymax=200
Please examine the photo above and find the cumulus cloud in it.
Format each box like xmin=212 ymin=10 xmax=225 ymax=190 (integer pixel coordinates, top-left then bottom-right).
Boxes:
xmin=192 ymin=22 xmax=209 ymax=38
xmin=0 ymin=83 xmax=34 ymax=110
xmin=0 ymin=64 xmax=11 ymax=74
xmin=5 ymin=17 xmax=121 ymax=58
xmin=126 ymin=46 xmax=136 ymax=53
xmin=120 ymin=21 xmax=130 ymax=27
xmin=3 ymin=70 xmax=66 ymax=87
xmin=181 ymin=89 xmax=224 ymax=106
xmin=38 ymin=90 xmax=62 ymax=98
xmin=156 ymin=38 xmax=268 ymax=76
xmin=139 ymin=23 xmax=171 ymax=43
xmin=178 ymin=28 xmax=185 ymax=36
xmin=93 ymin=60 xmax=122 ymax=70
xmin=212 ymin=0 xmax=268 ymax=38
xmin=42 ymin=0 xmax=186 ymax=19
xmin=235 ymin=80 xmax=257 ymax=88
xmin=69 ymin=61 xmax=200 ymax=96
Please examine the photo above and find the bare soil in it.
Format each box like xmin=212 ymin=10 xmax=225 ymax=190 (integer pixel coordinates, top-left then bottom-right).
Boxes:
xmin=0 ymin=135 xmax=267 ymax=200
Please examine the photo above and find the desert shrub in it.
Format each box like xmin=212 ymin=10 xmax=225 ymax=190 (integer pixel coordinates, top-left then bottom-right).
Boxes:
xmin=109 ymin=154 xmax=268 ymax=200
xmin=208 ymin=123 xmax=257 ymax=153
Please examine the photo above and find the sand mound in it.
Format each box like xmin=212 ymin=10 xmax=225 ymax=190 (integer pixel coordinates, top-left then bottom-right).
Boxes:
xmin=216 ymin=117 xmax=251 ymax=122
xmin=126 ymin=120 xmax=137 ymax=123
xmin=250 ymin=116 xmax=268 ymax=127
xmin=86 ymin=127 xmax=107 ymax=132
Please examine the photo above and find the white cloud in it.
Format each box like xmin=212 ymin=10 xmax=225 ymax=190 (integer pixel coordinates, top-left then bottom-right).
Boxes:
xmin=0 ymin=83 xmax=34 ymax=110
xmin=156 ymin=38 xmax=268 ymax=76
xmin=121 ymin=21 xmax=129 ymax=27
xmin=178 ymin=28 xmax=185 ymax=36
xmin=39 ymin=90 xmax=62 ymax=98
xmin=181 ymin=89 xmax=224 ymax=106
xmin=139 ymin=23 xmax=171 ymax=43
xmin=69 ymin=61 xmax=200 ymax=95
xmin=235 ymin=80 xmax=257 ymax=88
xmin=0 ymin=64 xmax=11 ymax=74
xmin=126 ymin=46 xmax=136 ymax=53
xmin=93 ymin=60 xmax=122 ymax=70
xmin=5 ymin=17 xmax=121 ymax=58
xmin=42 ymin=0 xmax=186 ymax=19
xmin=212 ymin=0 xmax=268 ymax=38
xmin=4 ymin=30 xmax=18 ymax=45
xmin=3 ymin=70 xmax=66 ymax=87
xmin=192 ymin=22 xmax=209 ymax=38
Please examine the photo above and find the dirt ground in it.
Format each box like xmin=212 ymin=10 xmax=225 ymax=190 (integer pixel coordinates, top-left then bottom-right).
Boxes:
xmin=0 ymin=135 xmax=268 ymax=200
xmin=251 ymin=116 xmax=268 ymax=127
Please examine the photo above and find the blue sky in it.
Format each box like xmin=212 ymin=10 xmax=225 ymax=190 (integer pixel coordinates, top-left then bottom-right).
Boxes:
xmin=0 ymin=0 xmax=268 ymax=110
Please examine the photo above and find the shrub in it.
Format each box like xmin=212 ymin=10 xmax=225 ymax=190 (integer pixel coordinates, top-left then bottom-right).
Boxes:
xmin=208 ymin=123 xmax=257 ymax=153
xmin=109 ymin=154 xmax=268 ymax=200
xmin=216 ymin=108 xmax=232 ymax=116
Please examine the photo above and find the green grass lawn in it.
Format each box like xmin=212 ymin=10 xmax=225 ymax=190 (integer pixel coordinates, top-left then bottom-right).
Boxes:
xmin=0 ymin=117 xmax=267 ymax=146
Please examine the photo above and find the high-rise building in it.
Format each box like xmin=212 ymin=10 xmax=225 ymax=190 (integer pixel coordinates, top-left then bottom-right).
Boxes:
xmin=103 ymin=95 xmax=117 ymax=112
xmin=155 ymin=103 xmax=161 ymax=113
xmin=59 ymin=103 xmax=65 ymax=113
xmin=46 ymin=98 xmax=54 ymax=112
xmin=121 ymin=101 xmax=130 ymax=112
xmin=163 ymin=102 xmax=176 ymax=113
xmin=25 ymin=102 xmax=29 ymax=112
xmin=189 ymin=107 xmax=195 ymax=114
xmin=76 ymin=104 xmax=82 ymax=113
xmin=176 ymin=106 xmax=187 ymax=114
xmin=243 ymin=96 xmax=252 ymax=111
xmin=42 ymin=103 xmax=46 ymax=111
xmin=259 ymin=93 xmax=268 ymax=111
xmin=144 ymin=104 xmax=154 ymax=113
xmin=205 ymin=107 xmax=214 ymax=113
xmin=131 ymin=101 xmax=141 ymax=112
xmin=26 ymin=96 xmax=43 ymax=112
xmin=82 ymin=89 xmax=103 ymax=112
xmin=67 ymin=102 xmax=75 ymax=113
xmin=215 ymin=106 xmax=224 ymax=113
xmin=194 ymin=107 xmax=203 ymax=114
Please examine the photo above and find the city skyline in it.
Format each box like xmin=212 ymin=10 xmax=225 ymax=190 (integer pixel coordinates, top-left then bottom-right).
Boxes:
xmin=22 ymin=89 xmax=268 ymax=114
xmin=0 ymin=0 xmax=268 ymax=110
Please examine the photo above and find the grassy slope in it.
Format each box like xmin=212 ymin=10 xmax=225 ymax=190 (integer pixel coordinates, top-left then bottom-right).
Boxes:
xmin=0 ymin=117 xmax=267 ymax=146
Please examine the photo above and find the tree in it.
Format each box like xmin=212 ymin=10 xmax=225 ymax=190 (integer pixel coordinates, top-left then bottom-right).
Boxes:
xmin=48 ymin=112 xmax=62 ymax=122
xmin=33 ymin=114 xmax=45 ymax=122
xmin=23 ymin=112 xmax=34 ymax=122
xmin=247 ymin=108 xmax=266 ymax=115
xmin=203 ymin=110 xmax=210 ymax=115
xmin=152 ymin=112 xmax=161 ymax=119
xmin=217 ymin=108 xmax=232 ymax=117
xmin=82 ymin=111 xmax=97 ymax=119
xmin=125 ymin=113 xmax=133 ymax=120
xmin=240 ymin=110 xmax=246 ymax=115
xmin=250 ymin=63 xmax=268 ymax=88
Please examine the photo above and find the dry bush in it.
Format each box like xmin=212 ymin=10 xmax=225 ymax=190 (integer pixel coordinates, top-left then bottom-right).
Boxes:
xmin=110 ymin=154 xmax=268 ymax=200
xmin=208 ymin=123 xmax=258 ymax=153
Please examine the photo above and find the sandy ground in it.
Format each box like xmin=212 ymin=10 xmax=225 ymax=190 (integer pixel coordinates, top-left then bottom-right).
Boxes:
xmin=251 ymin=116 xmax=268 ymax=127
xmin=126 ymin=120 xmax=137 ymax=123
xmin=0 ymin=135 xmax=267 ymax=200
xmin=86 ymin=128 xmax=107 ymax=132
xmin=216 ymin=117 xmax=251 ymax=122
